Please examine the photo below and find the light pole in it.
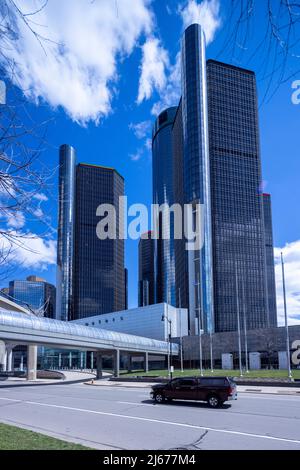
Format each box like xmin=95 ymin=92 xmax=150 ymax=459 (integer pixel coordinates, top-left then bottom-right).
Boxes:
xmin=281 ymin=252 xmax=292 ymax=381
xmin=210 ymin=331 xmax=214 ymax=373
xmin=162 ymin=312 xmax=173 ymax=379
xmin=179 ymin=288 xmax=184 ymax=373
xmin=195 ymin=274 xmax=203 ymax=376
xmin=242 ymin=274 xmax=249 ymax=373
xmin=235 ymin=264 xmax=243 ymax=377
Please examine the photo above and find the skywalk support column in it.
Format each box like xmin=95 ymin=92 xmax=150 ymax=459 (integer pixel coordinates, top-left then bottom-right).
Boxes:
xmin=96 ymin=351 xmax=103 ymax=379
xmin=113 ymin=350 xmax=120 ymax=378
xmin=6 ymin=347 xmax=13 ymax=372
xmin=27 ymin=345 xmax=37 ymax=380
xmin=144 ymin=352 xmax=149 ymax=373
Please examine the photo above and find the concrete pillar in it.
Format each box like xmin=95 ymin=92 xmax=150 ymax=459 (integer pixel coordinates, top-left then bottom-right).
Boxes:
xmin=0 ymin=341 xmax=6 ymax=371
xmin=58 ymin=353 xmax=62 ymax=369
xmin=91 ymin=351 xmax=94 ymax=371
xmin=6 ymin=348 xmax=13 ymax=372
xmin=80 ymin=352 xmax=83 ymax=370
xmin=96 ymin=352 xmax=103 ymax=379
xmin=127 ymin=354 xmax=132 ymax=373
xmin=69 ymin=352 xmax=72 ymax=369
xmin=113 ymin=350 xmax=120 ymax=378
xmin=1 ymin=350 xmax=7 ymax=372
xmin=144 ymin=352 xmax=149 ymax=373
xmin=27 ymin=345 xmax=37 ymax=380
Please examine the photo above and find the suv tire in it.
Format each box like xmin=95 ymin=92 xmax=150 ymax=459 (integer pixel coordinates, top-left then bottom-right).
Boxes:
xmin=207 ymin=395 xmax=220 ymax=408
xmin=154 ymin=392 xmax=165 ymax=403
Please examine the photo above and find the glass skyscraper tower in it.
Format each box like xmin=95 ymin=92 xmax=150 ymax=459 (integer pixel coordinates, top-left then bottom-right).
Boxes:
xmin=152 ymin=107 xmax=177 ymax=307
xmin=152 ymin=23 xmax=277 ymax=333
xmin=56 ymin=145 xmax=125 ymax=321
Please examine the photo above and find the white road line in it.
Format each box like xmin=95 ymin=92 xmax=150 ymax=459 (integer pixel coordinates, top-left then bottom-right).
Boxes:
xmin=0 ymin=397 xmax=20 ymax=403
xmin=118 ymin=401 xmax=154 ymax=407
xmin=0 ymin=396 xmax=299 ymax=445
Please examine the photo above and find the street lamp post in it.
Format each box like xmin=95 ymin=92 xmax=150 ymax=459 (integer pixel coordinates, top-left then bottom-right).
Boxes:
xmin=281 ymin=252 xmax=292 ymax=381
xmin=179 ymin=288 xmax=184 ymax=373
xmin=242 ymin=275 xmax=249 ymax=373
xmin=235 ymin=264 xmax=243 ymax=377
xmin=162 ymin=305 xmax=173 ymax=379
xmin=196 ymin=275 xmax=203 ymax=377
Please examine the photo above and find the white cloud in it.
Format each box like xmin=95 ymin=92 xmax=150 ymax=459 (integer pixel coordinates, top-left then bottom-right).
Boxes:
xmin=274 ymin=240 xmax=300 ymax=326
xmin=180 ymin=0 xmax=221 ymax=44
xmin=33 ymin=193 xmax=48 ymax=202
xmin=6 ymin=211 xmax=25 ymax=229
xmin=129 ymin=120 xmax=152 ymax=139
xmin=151 ymin=52 xmax=181 ymax=116
xmin=130 ymin=148 xmax=144 ymax=162
xmin=0 ymin=231 xmax=57 ymax=270
xmin=151 ymin=1 xmax=221 ymax=116
xmin=2 ymin=0 xmax=153 ymax=124
xmin=137 ymin=37 xmax=169 ymax=104
xmin=32 ymin=208 xmax=44 ymax=218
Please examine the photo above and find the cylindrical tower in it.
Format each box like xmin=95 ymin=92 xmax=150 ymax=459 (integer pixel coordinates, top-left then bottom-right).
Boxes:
xmin=56 ymin=144 xmax=76 ymax=321
xmin=181 ymin=24 xmax=214 ymax=334
xmin=152 ymin=107 xmax=178 ymax=307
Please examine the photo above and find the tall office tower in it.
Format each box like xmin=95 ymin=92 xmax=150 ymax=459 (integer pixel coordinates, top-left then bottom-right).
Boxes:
xmin=180 ymin=24 xmax=214 ymax=334
xmin=152 ymin=23 xmax=277 ymax=334
xmin=138 ymin=233 xmax=155 ymax=307
xmin=206 ymin=59 xmax=274 ymax=331
xmin=56 ymin=145 xmax=125 ymax=321
xmin=263 ymin=194 xmax=278 ymax=327
xmin=152 ymin=107 xmax=178 ymax=306
xmin=56 ymin=144 xmax=76 ymax=321
xmin=9 ymin=276 xmax=56 ymax=317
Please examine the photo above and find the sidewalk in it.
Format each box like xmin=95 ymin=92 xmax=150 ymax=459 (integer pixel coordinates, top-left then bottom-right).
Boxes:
xmin=84 ymin=379 xmax=300 ymax=396
xmin=0 ymin=370 xmax=96 ymax=387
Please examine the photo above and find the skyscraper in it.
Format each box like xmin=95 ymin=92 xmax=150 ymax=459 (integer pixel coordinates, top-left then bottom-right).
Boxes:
xmin=152 ymin=107 xmax=177 ymax=306
xmin=151 ymin=23 xmax=277 ymax=333
xmin=138 ymin=232 xmax=155 ymax=307
xmin=263 ymin=193 xmax=277 ymax=327
xmin=180 ymin=24 xmax=214 ymax=334
xmin=9 ymin=276 xmax=56 ymax=317
xmin=56 ymin=146 xmax=125 ymax=321
xmin=56 ymin=144 xmax=76 ymax=322
xmin=206 ymin=59 xmax=272 ymax=331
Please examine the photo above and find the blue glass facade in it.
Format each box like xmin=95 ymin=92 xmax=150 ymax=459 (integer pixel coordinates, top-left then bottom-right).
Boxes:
xmin=207 ymin=60 xmax=273 ymax=331
xmin=57 ymin=146 xmax=125 ymax=321
xmin=181 ymin=24 xmax=214 ymax=334
xmin=152 ymin=107 xmax=178 ymax=307
xmin=73 ymin=163 xmax=125 ymax=319
xmin=9 ymin=278 xmax=56 ymax=318
xmin=56 ymin=144 xmax=76 ymax=321
xmin=151 ymin=23 xmax=277 ymax=334
xmin=138 ymin=233 xmax=155 ymax=307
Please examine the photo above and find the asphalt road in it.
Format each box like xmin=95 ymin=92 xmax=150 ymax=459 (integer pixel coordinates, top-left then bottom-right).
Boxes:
xmin=0 ymin=382 xmax=299 ymax=450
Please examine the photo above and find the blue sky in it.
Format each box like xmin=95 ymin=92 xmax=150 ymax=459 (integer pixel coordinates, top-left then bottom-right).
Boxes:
xmin=1 ymin=0 xmax=299 ymax=325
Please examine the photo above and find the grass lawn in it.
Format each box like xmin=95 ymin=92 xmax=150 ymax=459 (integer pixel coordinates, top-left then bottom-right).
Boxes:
xmin=0 ymin=423 xmax=92 ymax=450
xmin=121 ymin=368 xmax=300 ymax=380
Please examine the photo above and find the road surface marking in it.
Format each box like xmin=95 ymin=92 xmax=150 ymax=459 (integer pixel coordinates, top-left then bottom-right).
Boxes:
xmin=0 ymin=396 xmax=300 ymax=445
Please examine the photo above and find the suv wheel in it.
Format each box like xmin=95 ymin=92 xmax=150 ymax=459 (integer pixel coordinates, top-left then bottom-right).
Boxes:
xmin=154 ymin=392 xmax=165 ymax=403
xmin=207 ymin=395 xmax=220 ymax=408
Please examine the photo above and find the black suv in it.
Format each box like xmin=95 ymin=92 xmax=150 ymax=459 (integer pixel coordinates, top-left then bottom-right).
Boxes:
xmin=150 ymin=376 xmax=237 ymax=408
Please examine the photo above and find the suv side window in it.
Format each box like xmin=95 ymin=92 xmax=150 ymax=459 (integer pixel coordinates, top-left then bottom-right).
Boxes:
xmin=179 ymin=379 xmax=198 ymax=387
xmin=199 ymin=378 xmax=226 ymax=387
